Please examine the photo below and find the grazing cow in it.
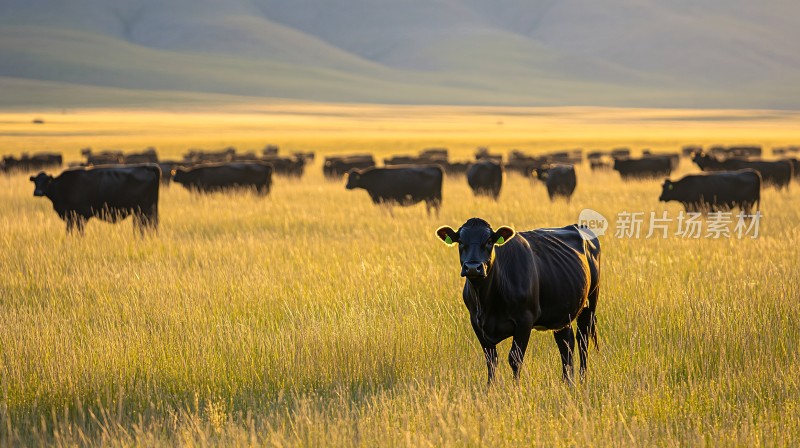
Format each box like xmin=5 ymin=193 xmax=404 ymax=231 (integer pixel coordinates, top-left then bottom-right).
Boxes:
xmin=682 ymin=145 xmax=702 ymax=157
xmin=261 ymin=156 xmax=305 ymax=178
xmin=643 ymin=152 xmax=679 ymax=170
xmin=709 ymin=145 xmax=762 ymax=159
xmin=535 ymin=164 xmax=577 ymax=201
xmin=172 ymin=162 xmax=273 ymax=195
xmin=157 ymin=160 xmax=185 ymax=186
xmin=293 ymin=151 xmax=316 ymax=162
xmin=613 ymin=156 xmax=673 ymax=179
xmin=692 ymin=153 xmax=793 ymax=190
xmin=436 ymin=218 xmax=601 ymax=383
xmin=323 ymin=155 xmax=375 ymax=179
xmin=384 ymin=155 xmax=433 ymax=166
xmin=442 ymin=161 xmax=472 ymax=177
xmin=420 ymin=148 xmax=449 ymax=160
xmin=2 ymin=153 xmax=62 ymax=174
xmin=610 ymin=148 xmax=631 ymax=158
xmin=123 ymin=148 xmax=159 ymax=164
xmin=29 ymin=165 xmax=159 ymax=235
xmin=659 ymin=170 xmax=761 ymax=214
xmin=82 ymin=149 xmax=125 ymax=165
xmin=786 ymin=158 xmax=800 ymax=181
xmin=467 ymin=160 xmax=503 ymax=200
xmin=183 ymin=148 xmax=236 ymax=164
xmin=346 ymin=165 xmax=443 ymax=216
xmin=475 ymin=147 xmax=503 ymax=163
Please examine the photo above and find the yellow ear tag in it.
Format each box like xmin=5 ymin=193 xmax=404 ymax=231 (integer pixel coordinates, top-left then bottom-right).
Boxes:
xmin=444 ymin=235 xmax=453 ymax=245
xmin=496 ymin=236 xmax=505 ymax=245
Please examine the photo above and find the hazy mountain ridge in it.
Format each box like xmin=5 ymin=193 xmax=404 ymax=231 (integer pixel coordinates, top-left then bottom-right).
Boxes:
xmin=1 ymin=0 xmax=798 ymax=108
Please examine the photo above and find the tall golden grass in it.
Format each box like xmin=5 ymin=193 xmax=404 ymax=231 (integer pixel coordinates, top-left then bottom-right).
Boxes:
xmin=1 ymin=106 xmax=799 ymax=446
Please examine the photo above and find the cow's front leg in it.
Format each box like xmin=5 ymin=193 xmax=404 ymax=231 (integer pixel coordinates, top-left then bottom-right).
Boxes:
xmin=509 ymin=327 xmax=532 ymax=382
xmin=483 ymin=345 xmax=498 ymax=385
xmin=471 ymin=321 xmax=498 ymax=385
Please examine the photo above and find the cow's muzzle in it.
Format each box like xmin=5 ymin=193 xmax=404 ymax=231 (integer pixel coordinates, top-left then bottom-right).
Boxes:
xmin=461 ymin=262 xmax=487 ymax=279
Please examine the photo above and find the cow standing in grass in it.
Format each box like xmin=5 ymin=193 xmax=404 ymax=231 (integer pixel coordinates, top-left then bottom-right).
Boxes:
xmin=436 ymin=218 xmax=601 ymax=384
xmin=30 ymin=164 xmax=160 ymax=235
xmin=346 ymin=165 xmax=443 ymax=216
xmin=659 ymin=170 xmax=761 ymax=214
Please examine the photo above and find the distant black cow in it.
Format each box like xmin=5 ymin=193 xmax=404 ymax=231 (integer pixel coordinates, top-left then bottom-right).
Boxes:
xmin=123 ymin=148 xmax=159 ymax=164
xmin=436 ymin=218 xmax=601 ymax=383
xmin=183 ymin=148 xmax=235 ymax=164
xmin=172 ymin=162 xmax=273 ymax=195
xmin=467 ymin=161 xmax=503 ymax=199
xmin=157 ymin=160 xmax=185 ymax=186
xmin=536 ymin=164 xmax=577 ymax=201
xmin=475 ymin=147 xmax=503 ymax=163
xmin=29 ymin=165 xmax=159 ymax=235
xmin=442 ymin=161 xmax=472 ymax=177
xmin=692 ymin=153 xmax=792 ymax=190
xmin=323 ymin=155 xmax=375 ymax=179
xmin=82 ymin=149 xmax=124 ymax=165
xmin=2 ymin=153 xmax=62 ymax=174
xmin=610 ymin=148 xmax=631 ymax=158
xmin=613 ymin=156 xmax=673 ymax=179
xmin=346 ymin=165 xmax=443 ymax=216
xmin=262 ymin=156 xmax=305 ymax=178
xmin=786 ymin=158 xmax=800 ymax=181
xmin=659 ymin=170 xmax=761 ymax=214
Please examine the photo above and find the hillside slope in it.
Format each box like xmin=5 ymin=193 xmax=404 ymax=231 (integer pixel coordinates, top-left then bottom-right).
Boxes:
xmin=1 ymin=0 xmax=798 ymax=108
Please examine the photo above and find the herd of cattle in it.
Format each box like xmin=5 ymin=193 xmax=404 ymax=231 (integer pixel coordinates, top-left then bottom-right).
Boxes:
xmin=2 ymin=143 xmax=798 ymax=233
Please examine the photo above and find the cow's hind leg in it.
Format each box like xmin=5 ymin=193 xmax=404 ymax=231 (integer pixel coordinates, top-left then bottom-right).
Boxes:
xmin=553 ymin=326 xmax=575 ymax=384
xmin=576 ymin=305 xmax=597 ymax=380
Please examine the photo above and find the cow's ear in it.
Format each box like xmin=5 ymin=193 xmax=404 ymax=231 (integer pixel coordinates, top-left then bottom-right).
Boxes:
xmin=29 ymin=176 xmax=35 ymax=181
xmin=436 ymin=226 xmax=459 ymax=246
xmin=492 ymin=226 xmax=515 ymax=246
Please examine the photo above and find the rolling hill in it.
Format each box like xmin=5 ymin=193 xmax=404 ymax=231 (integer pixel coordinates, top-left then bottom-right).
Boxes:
xmin=1 ymin=0 xmax=798 ymax=108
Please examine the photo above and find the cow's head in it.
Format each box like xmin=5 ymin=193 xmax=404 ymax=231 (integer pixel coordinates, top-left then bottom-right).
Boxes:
xmin=171 ymin=168 xmax=187 ymax=183
xmin=29 ymin=172 xmax=53 ymax=197
xmin=659 ymin=179 xmax=675 ymax=202
xmin=345 ymin=169 xmax=361 ymax=189
xmin=436 ymin=218 xmax=515 ymax=280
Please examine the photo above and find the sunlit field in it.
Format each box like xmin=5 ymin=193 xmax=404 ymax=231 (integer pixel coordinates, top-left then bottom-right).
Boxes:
xmin=1 ymin=105 xmax=799 ymax=446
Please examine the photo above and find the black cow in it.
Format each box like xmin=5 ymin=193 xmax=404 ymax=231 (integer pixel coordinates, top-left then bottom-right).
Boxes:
xmin=659 ymin=170 xmax=761 ymax=214
xmin=346 ymin=165 xmax=443 ymax=216
xmin=475 ymin=147 xmax=503 ymax=163
xmin=436 ymin=219 xmax=601 ymax=383
xmin=123 ymin=148 xmax=159 ymax=164
xmin=323 ymin=155 xmax=375 ymax=179
xmin=692 ymin=153 xmax=793 ymax=189
xmin=29 ymin=165 xmax=159 ymax=235
xmin=442 ymin=161 xmax=472 ymax=177
xmin=172 ymin=162 xmax=273 ymax=195
xmin=535 ymin=164 xmax=577 ymax=201
xmin=2 ymin=153 xmax=62 ymax=174
xmin=261 ymin=156 xmax=305 ymax=178
xmin=613 ymin=156 xmax=673 ymax=179
xmin=467 ymin=161 xmax=503 ymax=200
xmin=157 ymin=160 xmax=186 ymax=186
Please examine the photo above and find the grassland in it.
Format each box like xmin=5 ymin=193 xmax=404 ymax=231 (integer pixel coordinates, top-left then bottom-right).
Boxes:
xmin=1 ymin=105 xmax=799 ymax=446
